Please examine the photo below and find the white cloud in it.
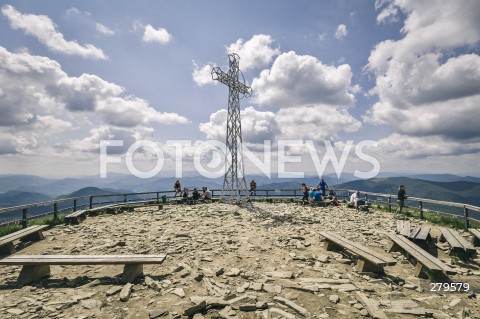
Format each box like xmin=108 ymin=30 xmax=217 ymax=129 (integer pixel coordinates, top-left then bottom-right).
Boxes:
xmin=252 ymin=51 xmax=355 ymax=108
xmin=376 ymin=3 xmax=399 ymax=24
xmin=96 ymin=23 xmax=115 ymax=36
xmin=192 ymin=61 xmax=214 ymax=86
xmin=0 ymin=46 xmax=189 ymax=156
xmin=226 ymin=34 xmax=280 ymax=70
xmin=365 ymin=0 xmax=480 ymax=143
xmin=2 ymin=5 xmax=106 ymax=60
xmin=199 ymin=107 xmax=280 ymax=144
xmin=200 ymin=105 xmax=360 ymax=144
xmin=276 ymin=105 xmax=361 ymax=141
xmin=374 ymin=134 xmax=480 ymax=159
xmin=142 ymin=24 xmax=171 ymax=44
xmin=334 ymin=24 xmax=348 ymax=39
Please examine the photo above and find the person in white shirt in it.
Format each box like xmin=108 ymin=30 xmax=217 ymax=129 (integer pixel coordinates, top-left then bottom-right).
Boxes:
xmin=350 ymin=191 xmax=361 ymax=207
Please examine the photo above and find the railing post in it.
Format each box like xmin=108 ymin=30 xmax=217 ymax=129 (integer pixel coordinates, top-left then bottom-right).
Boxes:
xmin=156 ymin=192 xmax=160 ymax=203
xmin=73 ymin=199 xmax=77 ymax=212
xmin=419 ymin=201 xmax=423 ymax=219
xmin=22 ymin=208 xmax=28 ymax=228
xmin=124 ymin=195 xmax=127 ymax=203
xmin=89 ymin=196 xmax=93 ymax=209
xmin=53 ymin=202 xmax=58 ymax=221
xmin=388 ymin=196 xmax=392 ymax=212
xmin=294 ymin=190 xmax=297 ymax=197
xmin=266 ymin=190 xmax=269 ymax=198
xmin=464 ymin=206 xmax=469 ymax=229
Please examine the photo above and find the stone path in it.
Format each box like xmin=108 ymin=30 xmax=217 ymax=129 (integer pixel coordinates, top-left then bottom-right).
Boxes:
xmin=0 ymin=202 xmax=479 ymax=318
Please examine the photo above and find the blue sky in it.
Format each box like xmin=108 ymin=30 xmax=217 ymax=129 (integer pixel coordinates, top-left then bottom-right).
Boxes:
xmin=0 ymin=0 xmax=479 ymax=178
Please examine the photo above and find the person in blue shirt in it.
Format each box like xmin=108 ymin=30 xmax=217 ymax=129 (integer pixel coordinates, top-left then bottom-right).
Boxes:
xmin=308 ymin=187 xmax=315 ymax=202
xmin=317 ymin=178 xmax=329 ymax=197
xmin=313 ymin=189 xmax=322 ymax=202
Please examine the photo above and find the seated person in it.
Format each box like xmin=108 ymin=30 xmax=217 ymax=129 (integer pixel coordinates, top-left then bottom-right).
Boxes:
xmin=313 ymin=189 xmax=322 ymax=202
xmin=192 ymin=188 xmax=200 ymax=202
xmin=201 ymin=187 xmax=212 ymax=200
xmin=327 ymin=189 xmax=336 ymax=200
xmin=182 ymin=188 xmax=189 ymax=203
xmin=308 ymin=187 xmax=315 ymax=202
xmin=349 ymin=191 xmax=365 ymax=208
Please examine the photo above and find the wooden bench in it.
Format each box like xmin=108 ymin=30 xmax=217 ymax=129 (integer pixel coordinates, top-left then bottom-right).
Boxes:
xmin=0 ymin=254 xmax=167 ymax=284
xmin=408 ymin=226 xmax=431 ymax=243
xmin=396 ymin=220 xmax=411 ymax=237
xmin=64 ymin=210 xmax=88 ymax=224
xmin=468 ymin=228 xmax=480 ymax=246
xmin=0 ymin=225 xmax=49 ymax=256
xmin=319 ymin=231 xmax=396 ymax=273
xmin=387 ymin=233 xmax=457 ymax=278
xmin=439 ymin=227 xmax=476 ymax=257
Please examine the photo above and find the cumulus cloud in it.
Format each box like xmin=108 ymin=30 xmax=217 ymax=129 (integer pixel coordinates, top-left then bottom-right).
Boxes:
xmin=192 ymin=61 xmax=214 ymax=86
xmin=226 ymin=34 xmax=280 ymax=70
xmin=365 ymin=0 xmax=480 ymax=145
xmin=96 ymin=23 xmax=115 ymax=36
xmin=199 ymin=107 xmax=280 ymax=144
xmin=276 ymin=105 xmax=361 ymax=141
xmin=2 ymin=5 xmax=106 ymax=60
xmin=142 ymin=24 xmax=171 ymax=44
xmin=334 ymin=24 xmax=348 ymax=39
xmin=374 ymin=134 xmax=480 ymax=159
xmin=0 ymin=46 xmax=189 ymax=156
xmin=252 ymin=51 xmax=355 ymax=108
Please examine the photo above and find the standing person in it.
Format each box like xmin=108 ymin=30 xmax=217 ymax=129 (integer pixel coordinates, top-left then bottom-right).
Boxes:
xmin=317 ymin=178 xmax=329 ymax=197
xmin=249 ymin=180 xmax=257 ymax=196
xmin=395 ymin=185 xmax=408 ymax=215
xmin=173 ymin=179 xmax=181 ymax=197
xmin=350 ymin=191 xmax=360 ymax=208
xmin=301 ymin=183 xmax=308 ymax=202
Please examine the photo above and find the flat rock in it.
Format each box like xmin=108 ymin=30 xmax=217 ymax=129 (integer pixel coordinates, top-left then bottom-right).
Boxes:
xmin=149 ymin=309 xmax=169 ymax=318
xmin=266 ymin=271 xmax=293 ymax=279
xmin=119 ymin=283 xmax=133 ymax=302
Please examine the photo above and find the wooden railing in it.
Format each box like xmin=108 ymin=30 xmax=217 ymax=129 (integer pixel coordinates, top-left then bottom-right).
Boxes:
xmin=0 ymin=188 xmax=479 ymax=229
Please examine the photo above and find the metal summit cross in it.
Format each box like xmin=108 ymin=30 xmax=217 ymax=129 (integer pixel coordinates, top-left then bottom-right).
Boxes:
xmin=211 ymin=53 xmax=251 ymax=201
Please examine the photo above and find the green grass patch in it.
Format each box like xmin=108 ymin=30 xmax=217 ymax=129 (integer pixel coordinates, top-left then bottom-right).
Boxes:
xmin=372 ymin=202 xmax=477 ymax=230
xmin=0 ymin=215 xmax=65 ymax=237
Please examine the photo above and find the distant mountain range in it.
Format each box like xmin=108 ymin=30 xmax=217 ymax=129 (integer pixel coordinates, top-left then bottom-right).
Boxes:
xmin=334 ymin=177 xmax=480 ymax=207
xmin=1 ymin=173 xmax=480 ymax=211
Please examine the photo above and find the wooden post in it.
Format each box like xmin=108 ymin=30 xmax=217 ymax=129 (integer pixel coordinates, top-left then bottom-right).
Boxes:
xmin=53 ymin=202 xmax=58 ymax=221
xmin=464 ymin=206 xmax=469 ymax=229
xmin=89 ymin=196 xmax=93 ymax=209
xmin=22 ymin=208 xmax=28 ymax=228
xmin=124 ymin=195 xmax=127 ymax=203
xmin=73 ymin=199 xmax=77 ymax=212
xmin=419 ymin=201 xmax=423 ymax=219
xmin=294 ymin=190 xmax=297 ymax=197
xmin=156 ymin=192 xmax=160 ymax=203
xmin=388 ymin=196 xmax=392 ymax=212
xmin=266 ymin=190 xmax=269 ymax=198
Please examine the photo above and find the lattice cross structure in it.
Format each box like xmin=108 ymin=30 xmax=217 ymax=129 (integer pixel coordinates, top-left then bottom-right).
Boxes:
xmin=211 ymin=53 xmax=251 ymax=201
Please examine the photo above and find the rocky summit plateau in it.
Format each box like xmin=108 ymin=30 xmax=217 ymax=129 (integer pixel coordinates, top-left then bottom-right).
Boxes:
xmin=0 ymin=202 xmax=479 ymax=319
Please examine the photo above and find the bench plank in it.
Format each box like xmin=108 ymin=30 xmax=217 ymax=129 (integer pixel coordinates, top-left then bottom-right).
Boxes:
xmin=468 ymin=228 xmax=480 ymax=246
xmin=0 ymin=254 xmax=167 ymax=265
xmin=0 ymin=225 xmax=48 ymax=256
xmin=408 ymin=226 xmax=431 ymax=241
xmin=439 ymin=227 xmax=476 ymax=256
xmin=320 ymin=231 xmax=396 ymax=273
xmin=396 ymin=220 xmax=411 ymax=237
xmin=387 ymin=233 xmax=456 ymax=276
xmin=0 ymin=254 xmax=167 ymax=284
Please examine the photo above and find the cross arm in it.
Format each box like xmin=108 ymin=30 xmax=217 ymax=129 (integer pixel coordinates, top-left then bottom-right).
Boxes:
xmin=211 ymin=67 xmax=251 ymax=96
